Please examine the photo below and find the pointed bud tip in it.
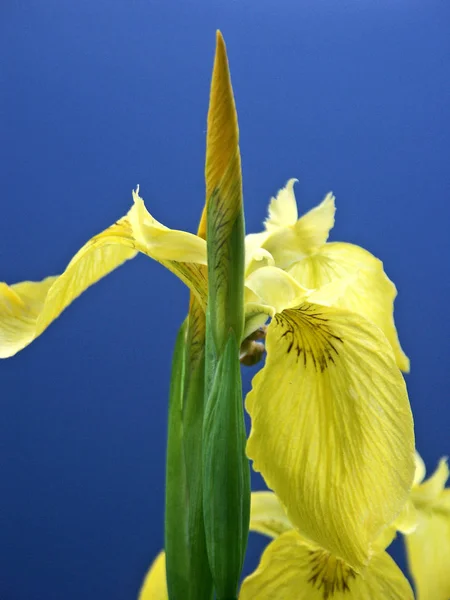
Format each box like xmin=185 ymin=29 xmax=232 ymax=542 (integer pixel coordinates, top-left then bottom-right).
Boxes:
xmin=213 ymin=30 xmax=229 ymax=81
xmin=206 ymin=28 xmax=239 ymax=201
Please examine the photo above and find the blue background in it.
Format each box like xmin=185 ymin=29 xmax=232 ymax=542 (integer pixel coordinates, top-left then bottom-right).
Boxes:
xmin=1 ymin=1 xmax=449 ymax=598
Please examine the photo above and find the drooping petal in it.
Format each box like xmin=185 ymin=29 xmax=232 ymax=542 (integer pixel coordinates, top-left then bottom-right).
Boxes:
xmin=405 ymin=491 xmax=450 ymax=600
xmin=0 ymin=202 xmax=208 ymax=358
xmin=249 ymin=491 xmax=292 ymax=539
xmin=0 ymin=217 xmax=137 ymax=358
xmin=0 ymin=277 xmax=57 ymax=358
xmin=262 ymin=193 xmax=335 ymax=270
xmin=246 ymin=302 xmax=415 ymax=570
xmin=264 ymin=178 xmax=298 ymax=230
xmin=138 ymin=552 xmax=168 ymax=600
xmin=239 ymin=530 xmax=414 ymax=599
xmin=288 ymin=241 xmax=409 ymax=372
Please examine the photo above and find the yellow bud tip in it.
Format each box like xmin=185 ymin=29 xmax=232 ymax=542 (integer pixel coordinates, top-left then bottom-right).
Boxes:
xmin=205 ymin=28 xmax=239 ymax=203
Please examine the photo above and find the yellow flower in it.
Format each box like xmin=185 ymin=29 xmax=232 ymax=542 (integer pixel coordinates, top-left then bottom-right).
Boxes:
xmin=243 ymin=179 xmax=409 ymax=372
xmin=138 ymin=492 xmax=414 ymax=599
xmin=398 ymin=453 xmax=450 ymax=600
xmin=239 ymin=179 xmax=416 ymax=571
xmin=0 ymin=187 xmax=208 ymax=358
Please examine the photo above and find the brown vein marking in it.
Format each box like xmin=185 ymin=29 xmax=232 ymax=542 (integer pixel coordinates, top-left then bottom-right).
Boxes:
xmin=208 ymin=188 xmax=233 ymax=295
xmin=187 ymin=299 xmax=206 ymax=369
xmin=307 ymin=549 xmax=356 ymax=599
xmin=275 ymin=304 xmax=344 ymax=372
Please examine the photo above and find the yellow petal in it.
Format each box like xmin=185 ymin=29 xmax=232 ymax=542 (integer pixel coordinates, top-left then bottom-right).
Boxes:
xmin=264 ymin=178 xmax=298 ymax=230
xmin=130 ymin=188 xmax=207 ymax=264
xmin=246 ymin=303 xmax=415 ymax=570
xmin=249 ymin=491 xmax=292 ymax=539
xmin=240 ymin=530 xmax=414 ymax=599
xmin=244 ymin=232 xmax=271 ymax=274
xmin=262 ymin=191 xmax=335 ymax=269
xmin=292 ymin=191 xmax=335 ymax=250
xmin=245 ymin=266 xmax=308 ymax=314
xmin=126 ymin=195 xmax=207 ymax=305
xmin=0 ymin=278 xmax=57 ymax=357
xmin=245 ymin=245 xmax=274 ymax=279
xmin=138 ymin=552 xmax=168 ymax=600
xmin=0 ymin=218 xmax=137 ymax=358
xmin=288 ymin=241 xmax=410 ymax=372
xmin=405 ymin=498 xmax=450 ymax=600
xmin=412 ymin=457 xmax=449 ymax=509
xmin=243 ymin=302 xmax=274 ymax=341
xmin=0 ymin=206 xmax=208 ymax=358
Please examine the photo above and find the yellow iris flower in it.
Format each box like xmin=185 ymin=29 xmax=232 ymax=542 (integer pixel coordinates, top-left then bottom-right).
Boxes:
xmin=1 ymin=30 xmax=419 ymax=600
xmin=138 ymin=491 xmax=414 ymax=599
xmin=243 ymin=180 xmax=415 ymax=570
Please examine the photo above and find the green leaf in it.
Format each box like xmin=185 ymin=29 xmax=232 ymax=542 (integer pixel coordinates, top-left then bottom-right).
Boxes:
xmin=203 ymin=329 xmax=250 ymax=600
xmin=165 ymin=319 xmax=213 ymax=600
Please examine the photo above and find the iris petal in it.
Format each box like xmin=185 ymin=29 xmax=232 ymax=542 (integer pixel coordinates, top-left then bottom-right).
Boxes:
xmin=246 ymin=302 xmax=415 ymax=570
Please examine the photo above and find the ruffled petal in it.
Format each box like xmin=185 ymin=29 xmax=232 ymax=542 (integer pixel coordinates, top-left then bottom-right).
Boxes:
xmin=246 ymin=302 xmax=415 ymax=570
xmin=263 ymin=192 xmax=335 ymax=269
xmin=264 ymin=179 xmax=298 ymax=230
xmin=412 ymin=458 xmax=449 ymax=508
xmin=0 ymin=201 xmax=208 ymax=358
xmin=240 ymin=530 xmax=414 ymax=599
xmin=138 ymin=552 xmax=168 ymax=600
xmin=288 ymin=242 xmax=409 ymax=372
xmin=249 ymin=491 xmax=292 ymax=539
